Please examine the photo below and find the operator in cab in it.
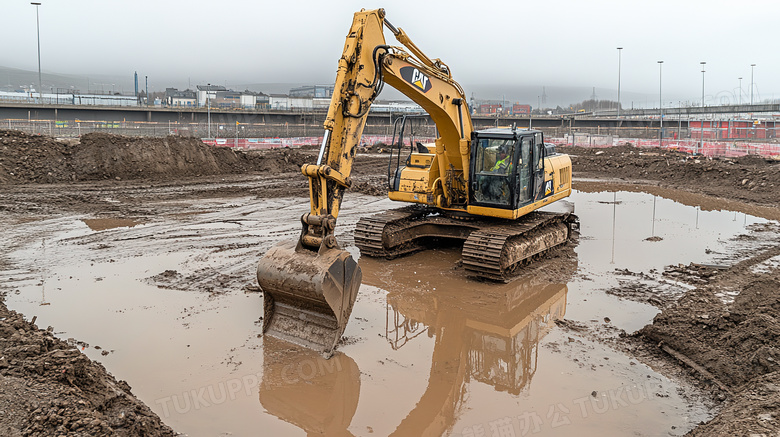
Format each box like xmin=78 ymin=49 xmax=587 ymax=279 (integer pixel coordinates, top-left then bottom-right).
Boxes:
xmin=491 ymin=143 xmax=514 ymax=174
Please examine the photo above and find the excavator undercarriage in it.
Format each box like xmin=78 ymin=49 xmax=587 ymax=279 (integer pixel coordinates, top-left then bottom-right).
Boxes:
xmin=356 ymin=206 xmax=578 ymax=281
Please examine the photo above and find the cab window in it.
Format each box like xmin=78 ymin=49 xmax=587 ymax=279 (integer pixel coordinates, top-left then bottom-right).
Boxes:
xmin=473 ymin=138 xmax=517 ymax=206
xmin=475 ymin=138 xmax=516 ymax=174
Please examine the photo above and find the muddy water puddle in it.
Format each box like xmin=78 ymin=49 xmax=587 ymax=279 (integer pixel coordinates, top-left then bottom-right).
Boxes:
xmin=82 ymin=217 xmax=143 ymax=231
xmin=0 ymin=187 xmax=774 ymax=436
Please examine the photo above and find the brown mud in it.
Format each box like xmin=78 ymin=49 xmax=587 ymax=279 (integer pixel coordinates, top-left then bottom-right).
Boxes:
xmin=0 ymin=131 xmax=778 ymax=435
xmin=634 ymin=248 xmax=780 ymax=436
xmin=0 ymin=296 xmax=177 ymax=437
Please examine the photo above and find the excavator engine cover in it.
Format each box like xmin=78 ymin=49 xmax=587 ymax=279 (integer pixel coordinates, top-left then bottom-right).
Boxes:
xmin=257 ymin=239 xmax=362 ymax=356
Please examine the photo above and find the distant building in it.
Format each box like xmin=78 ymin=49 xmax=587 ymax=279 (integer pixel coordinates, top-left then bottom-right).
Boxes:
xmin=289 ymin=85 xmax=334 ymax=110
xmin=289 ymin=96 xmax=313 ymax=110
xmin=511 ymin=104 xmax=531 ymax=115
xmin=289 ymin=85 xmax=334 ymax=99
xmin=197 ymin=85 xmax=227 ymax=107
xmin=255 ymin=92 xmax=269 ymax=108
xmin=213 ymin=91 xmax=241 ymax=108
xmin=478 ymin=103 xmax=503 ymax=115
xmin=165 ymin=88 xmax=197 ymax=107
xmin=473 ymin=100 xmax=532 ymax=116
xmin=269 ymin=94 xmax=289 ymax=110
xmin=239 ymin=90 xmax=256 ymax=109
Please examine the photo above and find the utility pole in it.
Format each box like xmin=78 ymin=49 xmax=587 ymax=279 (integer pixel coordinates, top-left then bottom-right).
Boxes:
xmin=207 ymin=83 xmax=211 ymax=139
xmin=31 ymin=2 xmax=42 ymax=104
xmin=738 ymin=77 xmax=743 ymax=105
xmin=617 ymin=47 xmax=623 ymax=118
xmin=145 ymin=75 xmax=149 ymax=107
xmin=700 ymin=62 xmax=706 ymax=154
xmin=658 ymin=60 xmax=663 ymax=147
xmin=750 ymin=64 xmax=756 ymax=105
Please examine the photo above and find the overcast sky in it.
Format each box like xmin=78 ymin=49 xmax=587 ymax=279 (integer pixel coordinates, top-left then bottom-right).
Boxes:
xmin=2 ymin=0 xmax=777 ymax=106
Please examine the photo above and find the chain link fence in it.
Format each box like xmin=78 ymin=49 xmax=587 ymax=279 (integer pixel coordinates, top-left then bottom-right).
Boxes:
xmin=0 ymin=118 xmax=423 ymax=139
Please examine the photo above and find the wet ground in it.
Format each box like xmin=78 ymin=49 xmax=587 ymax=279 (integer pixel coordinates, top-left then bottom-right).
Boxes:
xmin=2 ymin=177 xmax=775 ymax=436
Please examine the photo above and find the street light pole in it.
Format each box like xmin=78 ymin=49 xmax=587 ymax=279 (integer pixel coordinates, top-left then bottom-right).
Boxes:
xmin=207 ymin=83 xmax=211 ymax=139
xmin=750 ymin=63 xmax=756 ymax=105
xmin=31 ymin=2 xmax=42 ymax=104
xmin=658 ymin=60 xmax=663 ymax=147
xmin=617 ymin=47 xmax=623 ymax=119
xmin=700 ymin=61 xmax=706 ymax=154
xmin=738 ymin=77 xmax=743 ymax=105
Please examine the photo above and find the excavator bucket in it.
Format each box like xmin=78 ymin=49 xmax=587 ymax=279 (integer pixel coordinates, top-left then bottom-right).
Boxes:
xmin=257 ymin=239 xmax=362 ymax=356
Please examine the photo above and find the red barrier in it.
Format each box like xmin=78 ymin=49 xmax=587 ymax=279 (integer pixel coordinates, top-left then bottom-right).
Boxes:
xmin=204 ymin=136 xmax=780 ymax=159
xmin=202 ymin=135 xmax=436 ymax=150
xmin=553 ymin=137 xmax=780 ymax=158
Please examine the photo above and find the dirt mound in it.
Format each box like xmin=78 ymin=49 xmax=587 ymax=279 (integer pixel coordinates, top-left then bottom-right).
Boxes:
xmin=0 ymin=130 xmax=76 ymax=184
xmin=639 ymin=276 xmax=780 ymax=387
xmin=0 ymin=298 xmax=176 ymax=436
xmin=687 ymin=371 xmax=780 ymax=436
xmin=636 ymin=246 xmax=780 ymax=436
xmin=0 ymin=130 xmax=309 ymax=184
xmin=734 ymin=153 xmax=776 ymax=166
xmin=75 ymin=133 xmax=233 ymax=180
xmin=560 ymin=145 xmax=780 ymax=206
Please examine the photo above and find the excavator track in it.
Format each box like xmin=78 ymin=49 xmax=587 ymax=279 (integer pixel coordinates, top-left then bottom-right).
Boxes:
xmin=462 ymin=212 xmax=576 ymax=281
xmin=355 ymin=207 xmax=577 ymax=281
xmin=354 ymin=206 xmax=435 ymax=259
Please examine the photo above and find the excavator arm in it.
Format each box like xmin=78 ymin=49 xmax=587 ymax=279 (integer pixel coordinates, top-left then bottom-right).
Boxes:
xmin=310 ymin=8 xmax=474 ymax=224
xmin=257 ymin=8 xmax=475 ymax=356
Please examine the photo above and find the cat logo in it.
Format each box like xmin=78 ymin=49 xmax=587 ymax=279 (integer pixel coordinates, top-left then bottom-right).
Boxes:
xmin=400 ymin=66 xmax=432 ymax=93
xmin=544 ymin=180 xmax=553 ymax=196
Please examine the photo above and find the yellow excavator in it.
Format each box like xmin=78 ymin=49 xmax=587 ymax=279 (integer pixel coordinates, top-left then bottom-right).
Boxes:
xmin=257 ymin=8 xmax=576 ymax=355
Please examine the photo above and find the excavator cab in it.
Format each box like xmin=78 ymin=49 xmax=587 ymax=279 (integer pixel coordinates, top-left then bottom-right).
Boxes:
xmin=470 ymin=129 xmax=549 ymax=209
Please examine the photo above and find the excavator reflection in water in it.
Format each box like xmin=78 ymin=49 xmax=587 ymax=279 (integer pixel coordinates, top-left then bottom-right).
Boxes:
xmin=259 ymin=336 xmax=361 ymax=436
xmin=258 ymin=250 xmax=574 ymax=436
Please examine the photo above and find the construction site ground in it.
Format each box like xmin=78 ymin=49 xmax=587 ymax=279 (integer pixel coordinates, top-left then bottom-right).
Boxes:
xmin=0 ymin=130 xmax=778 ymax=436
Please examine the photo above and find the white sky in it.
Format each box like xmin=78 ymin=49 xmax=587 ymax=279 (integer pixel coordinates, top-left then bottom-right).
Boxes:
xmin=1 ymin=0 xmax=777 ymax=105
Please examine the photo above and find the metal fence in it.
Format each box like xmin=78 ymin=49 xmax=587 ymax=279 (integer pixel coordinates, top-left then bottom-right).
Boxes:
xmin=0 ymin=118 xmax=426 ymax=139
xmin=4 ymin=118 xmax=778 ymax=159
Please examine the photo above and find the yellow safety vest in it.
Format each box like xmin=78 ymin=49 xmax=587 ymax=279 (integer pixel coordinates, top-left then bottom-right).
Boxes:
xmin=492 ymin=156 xmax=512 ymax=172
